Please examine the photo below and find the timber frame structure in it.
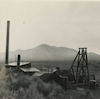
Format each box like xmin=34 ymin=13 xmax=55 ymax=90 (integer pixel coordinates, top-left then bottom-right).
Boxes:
xmin=70 ymin=48 xmax=89 ymax=85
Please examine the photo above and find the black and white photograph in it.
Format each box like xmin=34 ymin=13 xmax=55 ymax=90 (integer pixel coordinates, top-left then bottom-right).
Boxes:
xmin=0 ymin=0 xmax=100 ymax=99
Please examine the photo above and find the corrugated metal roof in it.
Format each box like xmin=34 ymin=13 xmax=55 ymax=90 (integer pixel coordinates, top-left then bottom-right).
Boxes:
xmin=20 ymin=67 xmax=40 ymax=72
xmin=33 ymin=72 xmax=44 ymax=76
xmin=6 ymin=62 xmax=30 ymax=67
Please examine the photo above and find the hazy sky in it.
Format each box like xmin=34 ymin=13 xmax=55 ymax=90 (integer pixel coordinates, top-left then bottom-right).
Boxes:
xmin=1 ymin=0 xmax=100 ymax=54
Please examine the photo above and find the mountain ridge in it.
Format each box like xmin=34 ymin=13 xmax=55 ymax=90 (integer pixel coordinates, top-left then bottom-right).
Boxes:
xmin=0 ymin=44 xmax=100 ymax=62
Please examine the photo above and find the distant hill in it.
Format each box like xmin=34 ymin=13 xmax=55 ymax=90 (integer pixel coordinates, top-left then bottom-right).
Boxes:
xmin=0 ymin=44 xmax=100 ymax=62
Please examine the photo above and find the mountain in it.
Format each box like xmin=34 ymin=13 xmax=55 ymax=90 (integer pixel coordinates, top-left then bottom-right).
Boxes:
xmin=0 ymin=44 xmax=100 ymax=62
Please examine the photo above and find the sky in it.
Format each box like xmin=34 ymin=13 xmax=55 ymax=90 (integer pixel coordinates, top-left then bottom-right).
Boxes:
xmin=0 ymin=0 xmax=100 ymax=54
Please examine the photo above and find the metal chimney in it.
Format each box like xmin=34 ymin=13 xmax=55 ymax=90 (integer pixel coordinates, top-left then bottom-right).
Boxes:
xmin=5 ymin=21 xmax=10 ymax=65
xmin=17 ymin=54 xmax=21 ymax=66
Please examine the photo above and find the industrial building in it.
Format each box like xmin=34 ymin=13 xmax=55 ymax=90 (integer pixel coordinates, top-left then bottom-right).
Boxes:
xmin=5 ymin=21 xmax=40 ymax=75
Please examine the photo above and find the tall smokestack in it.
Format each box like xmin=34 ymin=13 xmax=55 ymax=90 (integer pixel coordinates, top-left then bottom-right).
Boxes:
xmin=5 ymin=21 xmax=10 ymax=65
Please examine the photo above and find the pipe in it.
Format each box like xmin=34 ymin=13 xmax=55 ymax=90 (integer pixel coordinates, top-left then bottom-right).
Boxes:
xmin=17 ymin=54 xmax=21 ymax=66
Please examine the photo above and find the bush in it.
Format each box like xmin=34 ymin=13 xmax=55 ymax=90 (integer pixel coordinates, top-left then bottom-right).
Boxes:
xmin=0 ymin=67 xmax=97 ymax=99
